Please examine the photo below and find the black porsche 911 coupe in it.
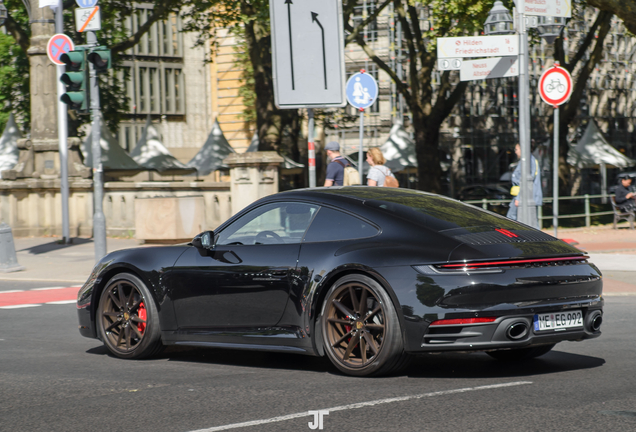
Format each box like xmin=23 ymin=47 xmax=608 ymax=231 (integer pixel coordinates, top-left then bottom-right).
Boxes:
xmin=77 ymin=187 xmax=603 ymax=376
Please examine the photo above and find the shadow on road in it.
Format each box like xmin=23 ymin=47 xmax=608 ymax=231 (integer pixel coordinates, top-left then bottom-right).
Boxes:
xmin=18 ymin=238 xmax=93 ymax=255
xmin=86 ymin=344 xmax=603 ymax=379
xmin=405 ymin=350 xmax=605 ymax=379
xmin=87 ymin=344 xmax=338 ymax=374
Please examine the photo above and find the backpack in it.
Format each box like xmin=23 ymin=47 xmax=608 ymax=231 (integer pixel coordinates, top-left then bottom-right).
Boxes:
xmin=383 ymin=174 xmax=399 ymax=188
xmin=335 ymin=159 xmax=361 ymax=186
xmin=374 ymin=166 xmax=399 ymax=188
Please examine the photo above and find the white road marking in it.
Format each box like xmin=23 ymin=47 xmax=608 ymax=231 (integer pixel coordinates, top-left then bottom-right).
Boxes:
xmin=0 ymin=290 xmax=24 ymax=294
xmin=0 ymin=304 xmax=42 ymax=309
xmin=31 ymin=286 xmax=69 ymax=291
xmin=45 ymin=300 xmax=77 ymax=305
xmin=189 ymin=381 xmax=532 ymax=432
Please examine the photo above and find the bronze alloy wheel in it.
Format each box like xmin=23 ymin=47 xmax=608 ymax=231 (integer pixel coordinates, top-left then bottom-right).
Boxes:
xmin=97 ymin=273 xmax=162 ymax=359
xmin=322 ymin=275 xmax=405 ymax=376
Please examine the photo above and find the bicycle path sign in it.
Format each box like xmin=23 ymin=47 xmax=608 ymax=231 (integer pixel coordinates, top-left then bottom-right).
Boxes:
xmin=539 ymin=64 xmax=572 ymax=107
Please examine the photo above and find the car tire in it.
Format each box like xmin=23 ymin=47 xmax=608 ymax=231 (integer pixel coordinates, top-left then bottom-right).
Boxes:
xmin=486 ymin=343 xmax=556 ymax=361
xmin=97 ymin=273 xmax=163 ymax=359
xmin=321 ymin=274 xmax=407 ymax=377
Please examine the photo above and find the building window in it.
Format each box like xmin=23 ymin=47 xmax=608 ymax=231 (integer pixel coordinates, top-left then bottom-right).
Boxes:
xmin=118 ymin=6 xmax=185 ymax=147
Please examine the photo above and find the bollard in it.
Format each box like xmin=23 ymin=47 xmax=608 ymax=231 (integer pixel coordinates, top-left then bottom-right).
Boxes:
xmin=0 ymin=223 xmax=25 ymax=273
xmin=584 ymin=194 xmax=591 ymax=227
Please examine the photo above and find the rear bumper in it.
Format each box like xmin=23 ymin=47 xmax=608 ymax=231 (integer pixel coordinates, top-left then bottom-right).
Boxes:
xmin=414 ymin=305 xmax=602 ymax=353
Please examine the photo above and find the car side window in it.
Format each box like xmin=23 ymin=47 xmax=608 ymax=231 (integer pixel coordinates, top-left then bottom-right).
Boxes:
xmin=216 ymin=202 xmax=319 ymax=246
xmin=303 ymin=207 xmax=379 ymax=243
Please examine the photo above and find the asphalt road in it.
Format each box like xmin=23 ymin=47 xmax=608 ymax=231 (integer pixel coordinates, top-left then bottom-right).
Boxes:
xmin=0 ymin=288 xmax=635 ymax=432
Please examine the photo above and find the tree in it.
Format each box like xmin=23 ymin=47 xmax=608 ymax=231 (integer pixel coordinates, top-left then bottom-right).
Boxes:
xmin=552 ymin=7 xmax=613 ymax=194
xmin=344 ymin=0 xmax=497 ymax=193
xmin=588 ymin=0 xmax=636 ymax=34
xmin=0 ymin=0 xmax=191 ymax=135
xmin=0 ymin=0 xmax=29 ymax=133
xmin=183 ymin=1 xmax=301 ymax=156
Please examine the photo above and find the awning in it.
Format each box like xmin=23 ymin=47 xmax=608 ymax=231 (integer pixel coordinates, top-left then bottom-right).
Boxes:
xmin=187 ymin=119 xmax=236 ymax=176
xmin=82 ymin=120 xmax=144 ymax=177
xmin=567 ymin=120 xmax=635 ymax=169
xmin=380 ymin=123 xmax=417 ymax=172
xmin=130 ymin=116 xmax=196 ymax=176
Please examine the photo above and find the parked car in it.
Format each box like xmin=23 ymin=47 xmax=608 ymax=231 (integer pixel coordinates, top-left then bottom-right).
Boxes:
xmin=457 ymin=184 xmax=512 ymax=202
xmin=77 ymin=187 xmax=603 ymax=376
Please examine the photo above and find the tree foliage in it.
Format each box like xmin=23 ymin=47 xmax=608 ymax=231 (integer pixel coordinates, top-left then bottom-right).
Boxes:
xmin=0 ymin=0 xmax=188 ymax=136
xmin=183 ymin=1 xmax=300 ymax=155
xmin=345 ymin=0 xmax=500 ymax=192
xmin=552 ymin=6 xmax=613 ymax=193
xmin=0 ymin=0 xmax=30 ymax=133
xmin=588 ymin=0 xmax=636 ymax=34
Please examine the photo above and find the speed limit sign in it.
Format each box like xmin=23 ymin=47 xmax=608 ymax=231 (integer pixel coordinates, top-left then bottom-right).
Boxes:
xmin=539 ymin=64 xmax=572 ymax=107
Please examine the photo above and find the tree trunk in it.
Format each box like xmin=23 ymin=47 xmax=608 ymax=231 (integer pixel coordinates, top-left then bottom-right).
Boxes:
xmin=555 ymin=10 xmax=613 ymax=195
xmin=242 ymin=1 xmax=299 ymax=153
xmin=412 ymin=109 xmax=442 ymax=193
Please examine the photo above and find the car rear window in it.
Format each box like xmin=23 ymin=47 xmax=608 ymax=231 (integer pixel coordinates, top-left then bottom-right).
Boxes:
xmin=303 ymin=207 xmax=379 ymax=242
xmin=326 ymin=188 xmax=521 ymax=232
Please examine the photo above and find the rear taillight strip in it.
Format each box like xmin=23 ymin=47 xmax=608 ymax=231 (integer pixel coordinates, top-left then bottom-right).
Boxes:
xmin=430 ymin=317 xmax=497 ymax=326
xmin=439 ymin=256 xmax=588 ymax=269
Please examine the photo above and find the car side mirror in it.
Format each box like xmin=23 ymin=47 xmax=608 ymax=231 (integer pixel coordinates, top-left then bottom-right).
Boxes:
xmin=192 ymin=230 xmax=215 ymax=255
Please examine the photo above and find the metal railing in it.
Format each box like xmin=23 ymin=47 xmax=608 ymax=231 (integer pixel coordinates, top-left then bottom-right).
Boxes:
xmin=465 ymin=194 xmax=615 ymax=228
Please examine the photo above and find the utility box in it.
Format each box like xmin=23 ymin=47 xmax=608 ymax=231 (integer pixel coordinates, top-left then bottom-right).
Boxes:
xmin=135 ymin=196 xmax=205 ymax=243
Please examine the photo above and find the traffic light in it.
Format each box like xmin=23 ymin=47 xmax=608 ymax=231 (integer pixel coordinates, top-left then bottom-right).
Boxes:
xmin=87 ymin=47 xmax=111 ymax=74
xmin=60 ymin=50 xmax=89 ymax=113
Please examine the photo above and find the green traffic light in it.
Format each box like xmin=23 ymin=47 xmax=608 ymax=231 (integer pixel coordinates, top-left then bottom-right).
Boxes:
xmin=60 ymin=71 xmax=85 ymax=89
xmin=60 ymin=92 xmax=86 ymax=110
xmin=60 ymin=51 xmax=86 ymax=71
xmin=60 ymin=49 xmax=89 ymax=112
xmin=87 ymin=48 xmax=111 ymax=73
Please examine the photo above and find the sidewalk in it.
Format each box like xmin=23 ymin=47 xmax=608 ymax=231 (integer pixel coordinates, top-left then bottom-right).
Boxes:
xmin=1 ymin=237 xmax=141 ymax=284
xmin=548 ymin=224 xmax=636 ymax=295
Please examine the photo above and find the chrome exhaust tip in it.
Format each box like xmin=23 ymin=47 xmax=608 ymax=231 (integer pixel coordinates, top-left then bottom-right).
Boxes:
xmin=506 ymin=322 xmax=529 ymax=340
xmin=588 ymin=311 xmax=603 ymax=332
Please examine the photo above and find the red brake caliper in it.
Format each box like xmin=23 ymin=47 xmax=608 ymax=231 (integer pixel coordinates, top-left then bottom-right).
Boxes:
xmin=344 ymin=317 xmax=352 ymax=342
xmin=137 ymin=302 xmax=147 ymax=333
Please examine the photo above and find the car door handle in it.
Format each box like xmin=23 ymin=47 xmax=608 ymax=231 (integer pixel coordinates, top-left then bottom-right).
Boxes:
xmin=268 ymin=268 xmax=289 ymax=278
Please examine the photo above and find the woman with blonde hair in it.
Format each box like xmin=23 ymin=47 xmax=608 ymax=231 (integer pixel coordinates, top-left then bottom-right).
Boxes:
xmin=366 ymin=147 xmax=398 ymax=187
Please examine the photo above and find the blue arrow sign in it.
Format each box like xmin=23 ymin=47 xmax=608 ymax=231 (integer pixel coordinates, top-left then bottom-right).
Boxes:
xmin=346 ymin=72 xmax=378 ymax=109
xmin=76 ymin=0 xmax=98 ymax=8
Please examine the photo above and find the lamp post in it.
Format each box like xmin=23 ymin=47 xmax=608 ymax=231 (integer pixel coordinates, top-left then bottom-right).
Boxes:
xmin=484 ymin=2 xmax=566 ymax=228
xmin=0 ymin=0 xmax=8 ymax=26
xmin=485 ymin=2 xmax=537 ymax=226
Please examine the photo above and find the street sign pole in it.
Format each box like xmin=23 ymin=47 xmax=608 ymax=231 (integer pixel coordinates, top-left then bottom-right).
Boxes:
xmin=553 ymin=106 xmax=559 ymax=237
xmin=358 ymin=109 xmax=364 ymax=185
xmin=518 ymin=9 xmax=537 ymax=228
xmin=345 ymin=71 xmax=378 ymax=183
xmin=87 ymin=30 xmax=106 ymax=261
xmin=538 ymin=62 xmax=574 ymax=237
xmin=307 ymin=109 xmax=316 ymax=188
xmin=54 ymin=0 xmax=70 ymax=244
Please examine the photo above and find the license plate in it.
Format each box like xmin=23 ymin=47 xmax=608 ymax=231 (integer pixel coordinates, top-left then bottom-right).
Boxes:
xmin=533 ymin=310 xmax=583 ymax=332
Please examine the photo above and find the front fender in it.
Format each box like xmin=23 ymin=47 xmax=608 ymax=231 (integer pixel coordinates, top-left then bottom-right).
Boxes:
xmin=77 ymin=246 xmax=189 ymax=340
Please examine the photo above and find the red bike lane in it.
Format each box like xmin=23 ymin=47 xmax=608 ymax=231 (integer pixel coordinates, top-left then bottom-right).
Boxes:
xmin=0 ymin=287 xmax=81 ymax=309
